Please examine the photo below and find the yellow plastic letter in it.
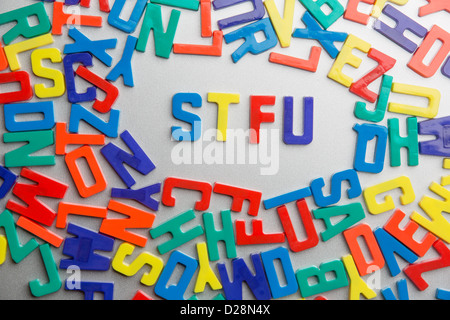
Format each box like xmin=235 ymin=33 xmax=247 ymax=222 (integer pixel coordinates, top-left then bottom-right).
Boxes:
xmin=363 ymin=176 xmax=415 ymax=215
xmin=4 ymin=33 xmax=54 ymax=71
xmin=207 ymin=92 xmax=240 ymax=141
xmin=0 ymin=235 xmax=6 ymax=265
xmin=342 ymin=254 xmax=377 ymax=300
xmin=441 ymin=159 xmax=450 ymax=187
xmin=388 ymin=83 xmax=441 ymax=119
xmin=31 ymin=48 xmax=66 ymax=98
xmin=411 ymin=182 xmax=450 ymax=243
xmin=264 ymin=0 xmax=295 ymax=48
xmin=194 ymin=242 xmax=222 ymax=293
xmin=328 ymin=34 xmax=371 ymax=88
xmin=112 ymin=242 xmax=164 ymax=286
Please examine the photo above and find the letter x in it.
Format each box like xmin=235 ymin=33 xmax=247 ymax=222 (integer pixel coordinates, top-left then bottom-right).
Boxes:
xmin=292 ymin=11 xmax=348 ymax=59
xmin=64 ymin=28 xmax=117 ymax=67
xmin=263 ymin=306 xmax=270 ymax=314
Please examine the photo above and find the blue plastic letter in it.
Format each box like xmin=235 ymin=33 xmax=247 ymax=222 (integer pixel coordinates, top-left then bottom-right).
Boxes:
xmin=154 ymin=250 xmax=198 ymax=300
xmin=69 ymin=103 xmax=120 ymax=138
xmin=171 ymin=92 xmax=202 ymax=141
xmin=292 ymin=12 xmax=348 ymax=59
xmin=353 ymin=123 xmax=388 ymax=174
xmin=374 ymin=227 xmax=418 ymax=277
xmin=283 ymin=96 xmax=314 ymax=145
xmin=381 ymin=279 xmax=409 ymax=300
xmin=63 ymin=53 xmax=96 ymax=104
xmin=213 ymin=0 xmax=265 ymax=30
xmin=65 ymin=281 xmax=114 ymax=300
xmin=224 ymin=18 xmax=278 ymax=63
xmin=310 ymin=169 xmax=362 ymax=207
xmin=418 ymin=116 xmax=450 ymax=157
xmin=261 ymin=246 xmax=298 ymax=299
xmin=218 ymin=253 xmax=272 ymax=300
xmin=101 ymin=130 xmax=155 ymax=188
xmin=108 ymin=0 xmax=147 ymax=33
xmin=64 ymin=28 xmax=117 ymax=67
xmin=0 ymin=166 xmax=17 ymax=199
xmin=111 ymin=183 xmax=161 ymax=211
xmin=106 ymin=35 xmax=138 ymax=87
xmin=60 ymin=223 xmax=114 ymax=271
xmin=4 ymin=101 xmax=55 ymax=132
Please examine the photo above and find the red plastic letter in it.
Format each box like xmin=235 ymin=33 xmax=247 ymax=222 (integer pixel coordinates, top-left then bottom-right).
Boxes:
xmin=0 ymin=71 xmax=33 ymax=104
xmin=80 ymin=0 xmax=111 ymax=12
xmin=100 ymin=200 xmax=156 ymax=247
xmin=56 ymin=202 xmax=108 ymax=229
xmin=52 ymin=2 xmax=102 ymax=35
xmin=250 ymin=95 xmax=276 ymax=144
xmin=162 ymin=177 xmax=212 ymax=211
xmin=384 ymin=209 xmax=437 ymax=257
xmin=276 ymin=199 xmax=319 ymax=252
xmin=213 ymin=182 xmax=262 ymax=216
xmin=268 ymin=46 xmax=322 ymax=72
xmin=418 ymin=0 xmax=450 ymax=17
xmin=408 ymin=25 xmax=450 ymax=78
xmin=6 ymin=168 xmax=68 ymax=226
xmin=404 ymin=240 xmax=450 ymax=291
xmin=0 ymin=41 xmax=8 ymax=71
xmin=75 ymin=65 xmax=119 ymax=113
xmin=235 ymin=219 xmax=285 ymax=245
xmin=64 ymin=145 xmax=107 ymax=198
xmin=343 ymin=223 xmax=385 ymax=276
xmin=350 ymin=48 xmax=396 ymax=103
xmin=173 ymin=31 xmax=223 ymax=56
xmin=200 ymin=0 xmax=212 ymax=37
xmin=16 ymin=216 xmax=64 ymax=248
xmin=55 ymin=122 xmax=105 ymax=155
xmin=343 ymin=0 xmax=375 ymax=25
